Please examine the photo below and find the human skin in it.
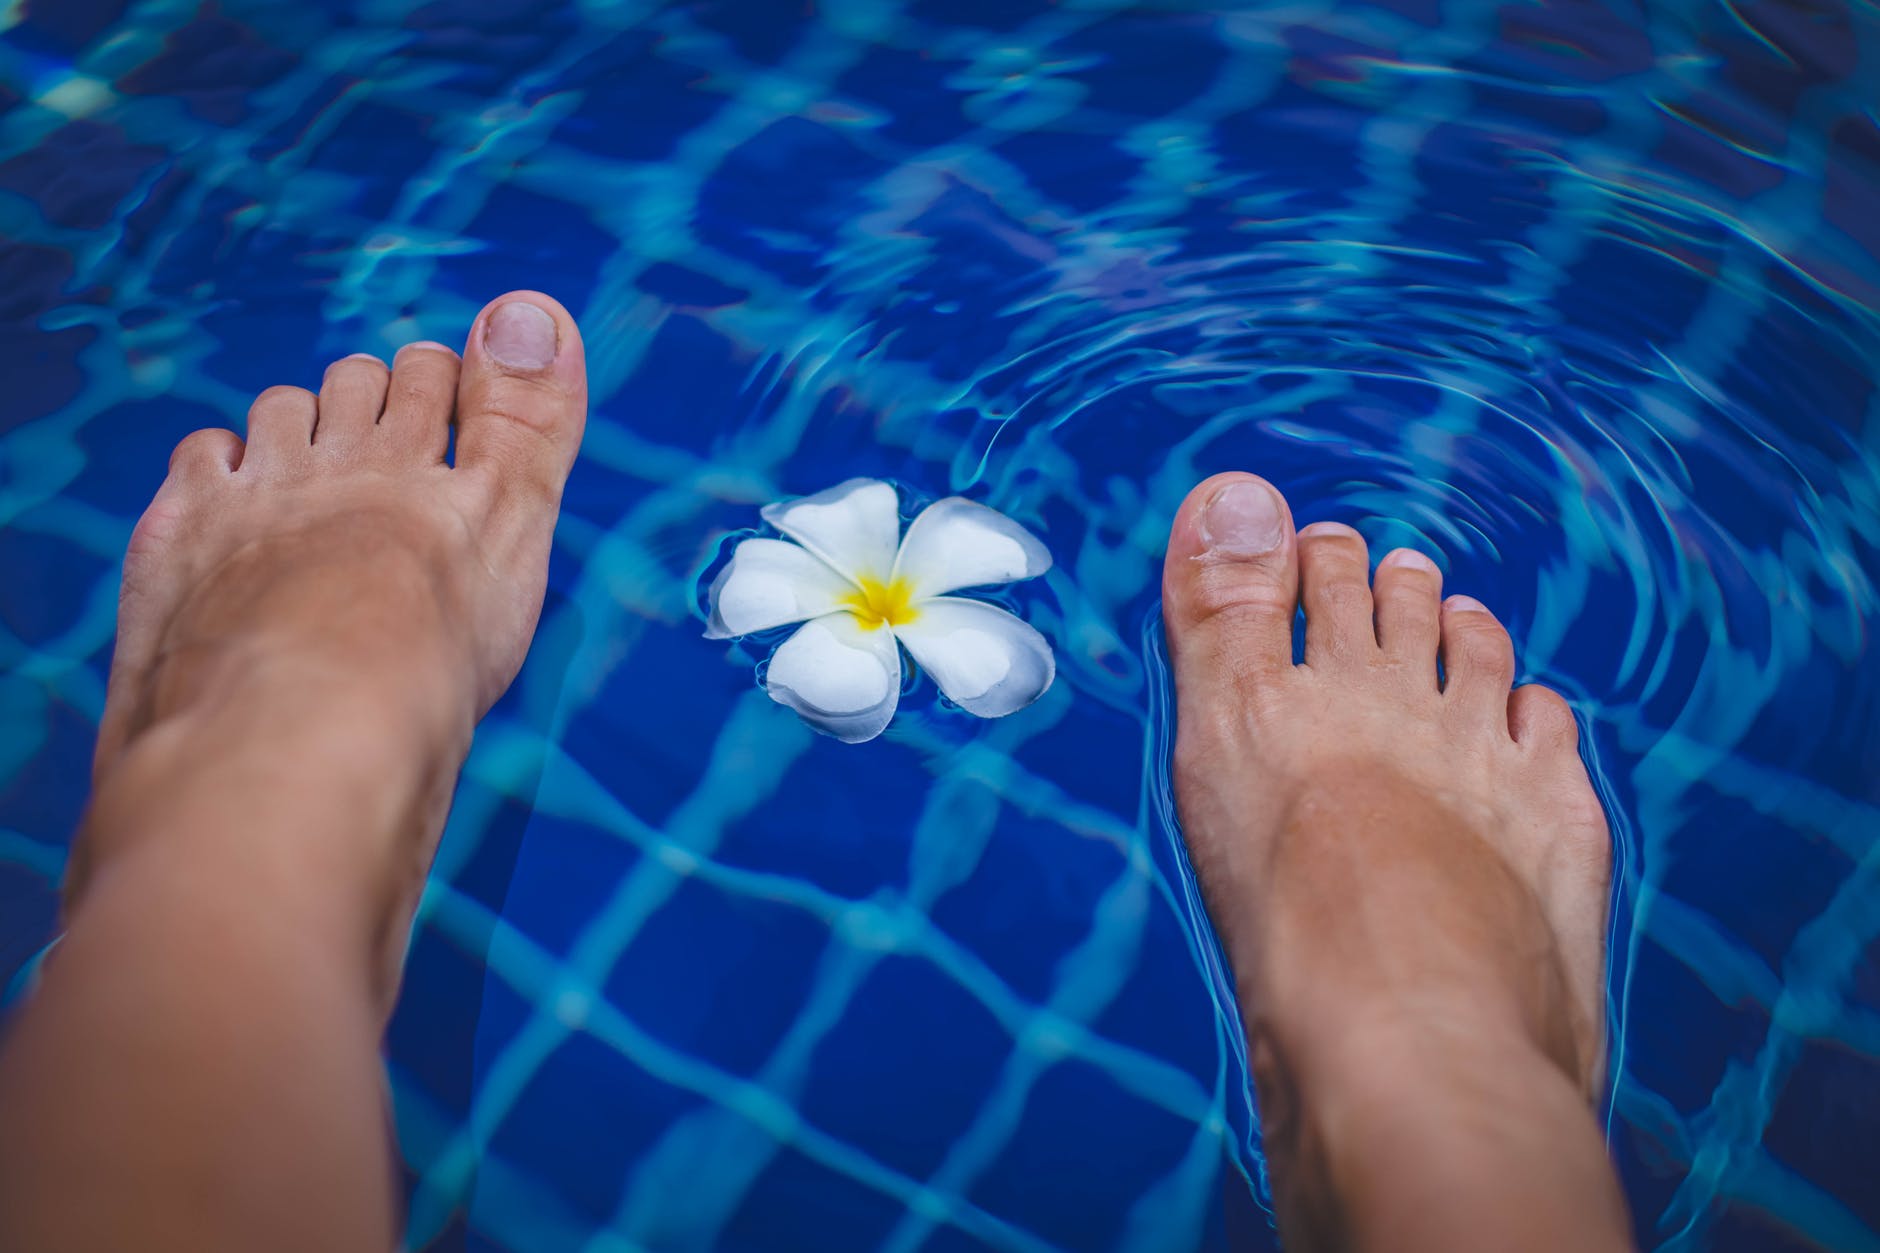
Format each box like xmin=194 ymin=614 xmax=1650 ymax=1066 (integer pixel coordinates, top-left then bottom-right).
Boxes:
xmin=0 ymin=304 xmax=1628 ymax=1250
xmin=0 ymin=290 xmax=586 ymax=1253
xmin=1161 ymin=472 xmax=1634 ymax=1251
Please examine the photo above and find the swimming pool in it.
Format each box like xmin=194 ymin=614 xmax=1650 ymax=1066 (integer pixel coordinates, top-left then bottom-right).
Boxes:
xmin=1 ymin=0 xmax=1876 ymax=1248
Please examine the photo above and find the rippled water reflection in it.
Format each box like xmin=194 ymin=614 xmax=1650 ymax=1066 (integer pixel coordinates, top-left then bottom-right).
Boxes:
xmin=1 ymin=2 xmax=1877 ymax=1250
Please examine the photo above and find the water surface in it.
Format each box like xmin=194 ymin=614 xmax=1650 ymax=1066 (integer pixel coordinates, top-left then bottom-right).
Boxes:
xmin=1 ymin=2 xmax=1878 ymax=1250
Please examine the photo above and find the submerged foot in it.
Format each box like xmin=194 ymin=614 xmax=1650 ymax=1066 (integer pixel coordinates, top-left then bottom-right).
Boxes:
xmin=76 ymin=291 xmax=587 ymax=997
xmin=1162 ymin=472 xmax=1624 ymax=1248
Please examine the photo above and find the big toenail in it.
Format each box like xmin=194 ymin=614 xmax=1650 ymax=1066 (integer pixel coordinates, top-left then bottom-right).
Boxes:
xmin=486 ymin=303 xmax=558 ymax=371
xmin=1383 ymin=549 xmax=1439 ymax=573
xmin=1200 ymin=480 xmax=1284 ymax=557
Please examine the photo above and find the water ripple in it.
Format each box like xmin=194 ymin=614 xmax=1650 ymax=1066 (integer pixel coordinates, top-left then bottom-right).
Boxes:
xmin=1 ymin=2 xmax=1878 ymax=1250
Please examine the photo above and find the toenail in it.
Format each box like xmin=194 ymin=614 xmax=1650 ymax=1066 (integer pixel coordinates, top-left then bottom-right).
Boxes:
xmin=395 ymin=341 xmax=458 ymax=360
xmin=486 ymin=302 xmax=558 ymax=371
xmin=340 ymin=352 xmax=385 ymax=366
xmin=1299 ymin=521 xmax=1361 ymax=541
xmin=1446 ymin=595 xmax=1488 ymax=613
xmin=1382 ymin=549 xmax=1439 ymax=574
xmin=1200 ymin=480 xmax=1285 ymax=558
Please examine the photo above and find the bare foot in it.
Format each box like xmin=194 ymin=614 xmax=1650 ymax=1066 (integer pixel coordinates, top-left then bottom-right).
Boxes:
xmin=74 ymin=290 xmax=587 ymax=996
xmin=0 ymin=294 xmax=586 ymax=1253
xmin=1162 ymin=472 xmax=1626 ymax=1250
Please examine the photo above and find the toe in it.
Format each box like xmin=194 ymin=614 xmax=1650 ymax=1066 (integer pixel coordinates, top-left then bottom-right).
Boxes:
xmin=1440 ymin=595 xmax=1517 ymax=725
xmin=1508 ymin=683 xmax=1579 ymax=752
xmin=379 ymin=342 xmax=460 ymax=464
xmin=167 ymin=427 xmax=244 ymax=478
xmin=243 ymin=385 xmax=317 ymax=467
xmin=1297 ymin=522 xmax=1375 ymax=668
xmin=1161 ymin=472 xmax=1300 ymax=694
xmin=313 ymin=354 xmax=390 ymax=452
xmin=453 ymin=291 xmax=587 ymax=500
xmin=1373 ymin=548 xmax=1443 ymax=678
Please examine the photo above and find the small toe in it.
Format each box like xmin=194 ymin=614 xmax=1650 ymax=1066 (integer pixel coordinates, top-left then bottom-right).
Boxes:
xmin=1508 ymin=683 xmax=1579 ymax=751
xmin=380 ymin=342 xmax=460 ymax=464
xmin=453 ymin=292 xmax=587 ymax=501
xmin=243 ymin=385 xmax=317 ymax=467
xmin=1161 ymin=472 xmax=1300 ymax=696
xmin=167 ymin=427 xmax=244 ymax=478
xmin=1440 ymin=595 xmax=1517 ymax=724
xmin=1373 ymin=548 xmax=1443 ymax=677
xmin=313 ymin=354 xmax=390 ymax=452
xmin=1297 ymin=522 xmax=1376 ymax=668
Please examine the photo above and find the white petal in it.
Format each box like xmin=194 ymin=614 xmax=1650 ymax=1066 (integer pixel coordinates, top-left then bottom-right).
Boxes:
xmin=892 ymin=497 xmax=1052 ymax=599
xmin=761 ymin=479 xmax=902 ymax=583
xmin=894 ymin=598 xmax=1054 ymax=719
xmin=704 ymin=538 xmax=855 ymax=640
xmin=765 ymin=612 xmax=903 ymax=743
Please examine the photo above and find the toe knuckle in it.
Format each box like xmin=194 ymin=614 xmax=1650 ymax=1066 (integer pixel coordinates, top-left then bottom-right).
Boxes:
xmin=463 ymin=449 xmax=560 ymax=508
xmin=1376 ymin=574 xmax=1438 ymax=605
xmin=1303 ymin=542 xmax=1369 ymax=574
xmin=399 ymin=352 xmax=461 ymax=384
xmin=394 ymin=380 xmax=451 ymax=414
xmin=1469 ymin=647 xmax=1514 ymax=676
xmin=1186 ymin=566 xmax=1296 ymax=627
xmin=479 ymin=401 xmax=562 ymax=440
xmin=475 ymin=377 xmax=576 ymax=430
xmin=1314 ymin=579 xmax=1372 ymax=614
xmin=1455 ymin=627 xmax=1512 ymax=668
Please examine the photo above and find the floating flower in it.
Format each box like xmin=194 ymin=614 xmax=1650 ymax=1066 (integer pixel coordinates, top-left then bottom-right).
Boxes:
xmin=705 ymin=479 xmax=1055 ymax=743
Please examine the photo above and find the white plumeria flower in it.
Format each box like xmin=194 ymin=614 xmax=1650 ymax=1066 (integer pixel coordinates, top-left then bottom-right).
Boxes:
xmin=705 ymin=478 xmax=1055 ymax=743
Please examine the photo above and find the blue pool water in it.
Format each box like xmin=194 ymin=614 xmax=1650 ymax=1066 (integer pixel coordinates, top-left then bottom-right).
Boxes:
xmin=2 ymin=1 xmax=1878 ymax=1249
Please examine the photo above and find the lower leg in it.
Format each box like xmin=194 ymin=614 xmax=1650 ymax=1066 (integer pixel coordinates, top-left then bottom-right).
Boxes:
xmin=0 ymin=690 xmax=432 ymax=1252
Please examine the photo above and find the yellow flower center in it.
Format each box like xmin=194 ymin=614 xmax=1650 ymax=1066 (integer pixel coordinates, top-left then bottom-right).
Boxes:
xmin=842 ymin=575 xmax=920 ymax=630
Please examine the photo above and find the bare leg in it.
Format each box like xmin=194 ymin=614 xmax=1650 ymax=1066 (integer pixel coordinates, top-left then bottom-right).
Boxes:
xmin=0 ymin=292 xmax=588 ymax=1253
xmin=1163 ymin=473 xmax=1633 ymax=1251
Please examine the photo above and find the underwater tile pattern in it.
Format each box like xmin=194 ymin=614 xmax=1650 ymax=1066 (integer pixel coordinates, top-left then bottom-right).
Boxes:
xmin=2 ymin=1 xmax=1878 ymax=1250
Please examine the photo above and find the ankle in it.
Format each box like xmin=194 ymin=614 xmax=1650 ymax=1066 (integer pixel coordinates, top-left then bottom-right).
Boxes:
xmin=140 ymin=626 xmax=474 ymax=751
xmin=71 ymin=678 xmax=467 ymax=1009
xmin=1252 ymin=1009 xmax=1630 ymax=1251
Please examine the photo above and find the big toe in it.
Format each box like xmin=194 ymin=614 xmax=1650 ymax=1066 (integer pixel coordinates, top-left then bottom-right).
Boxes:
xmin=1161 ymin=472 xmax=1300 ymax=696
xmin=454 ymin=291 xmax=588 ymax=501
